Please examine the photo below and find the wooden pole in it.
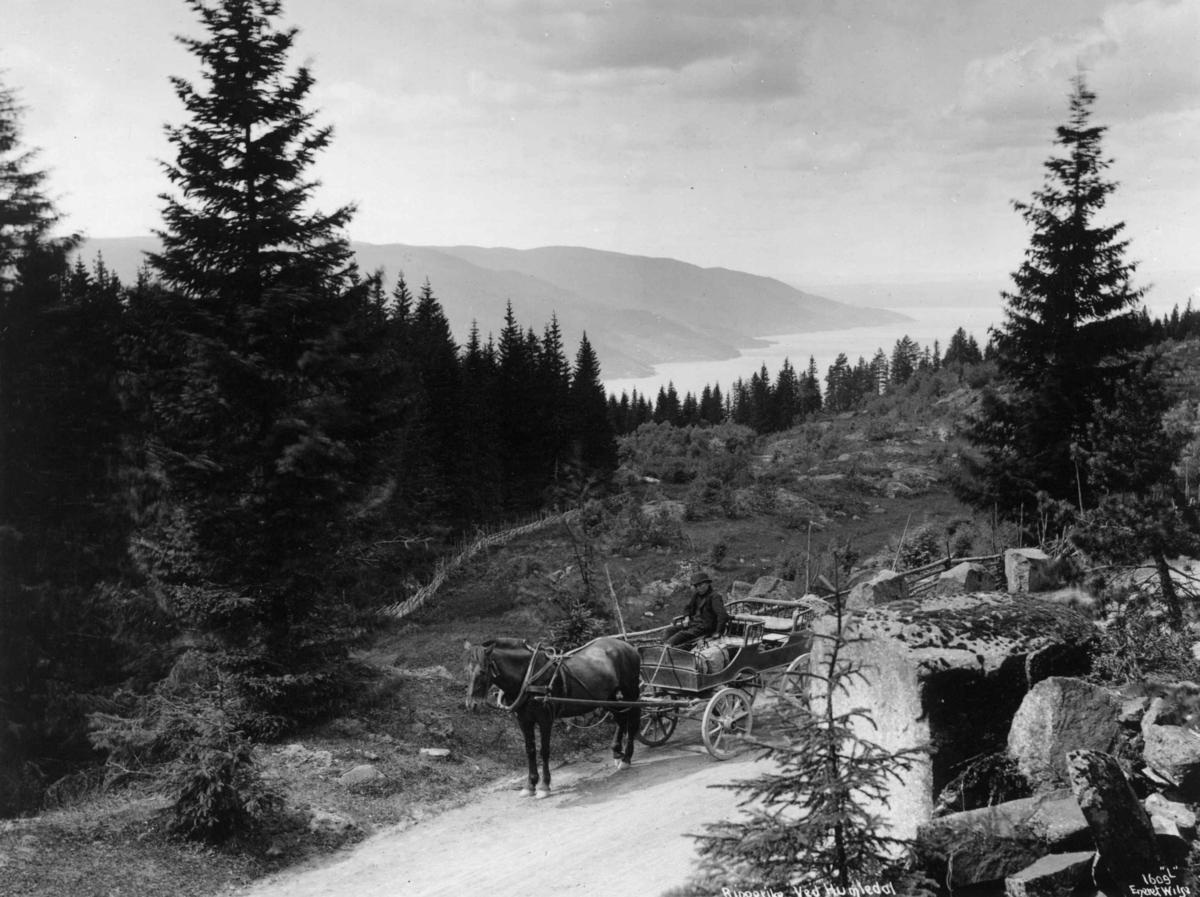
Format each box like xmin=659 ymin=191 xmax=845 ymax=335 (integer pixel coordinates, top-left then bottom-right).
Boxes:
xmin=604 ymin=564 xmax=627 ymax=637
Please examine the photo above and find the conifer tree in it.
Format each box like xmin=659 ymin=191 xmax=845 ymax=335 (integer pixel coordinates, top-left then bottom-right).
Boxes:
xmin=958 ymin=77 xmax=1147 ymax=518
xmin=132 ymin=0 xmax=395 ymax=728
xmin=570 ymin=333 xmax=618 ymax=474
xmin=0 ymin=79 xmax=134 ymax=810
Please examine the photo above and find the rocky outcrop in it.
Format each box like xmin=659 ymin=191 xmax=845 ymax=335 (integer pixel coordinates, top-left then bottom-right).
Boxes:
xmin=916 ymin=790 xmax=1091 ymax=888
xmin=1067 ymin=749 xmax=1162 ymax=889
xmin=845 ymin=569 xmax=909 ymax=609
xmin=747 ymin=576 xmax=801 ymax=601
xmin=1004 ymin=852 xmax=1095 ymax=897
xmin=1005 ymin=548 xmax=1055 ymax=594
xmin=1141 ymin=696 xmax=1200 ymax=799
xmin=1007 ymin=677 xmax=1121 ymax=790
xmin=810 ymin=593 xmax=1096 ymax=841
xmin=935 ymin=561 xmax=997 ymax=596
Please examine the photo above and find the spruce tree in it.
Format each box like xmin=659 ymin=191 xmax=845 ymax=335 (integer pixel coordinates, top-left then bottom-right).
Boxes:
xmin=959 ymin=77 xmax=1146 ymax=519
xmin=133 ymin=0 xmax=392 ymax=729
xmin=570 ymin=333 xmax=618 ymax=474
xmin=0 ymin=79 xmax=134 ymax=810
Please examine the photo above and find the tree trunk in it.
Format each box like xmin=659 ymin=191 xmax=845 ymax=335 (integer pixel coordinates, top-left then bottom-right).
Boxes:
xmin=1154 ymin=549 xmax=1183 ymax=630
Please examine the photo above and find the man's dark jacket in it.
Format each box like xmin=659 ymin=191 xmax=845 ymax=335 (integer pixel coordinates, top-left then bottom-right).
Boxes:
xmin=684 ymin=587 xmax=729 ymax=637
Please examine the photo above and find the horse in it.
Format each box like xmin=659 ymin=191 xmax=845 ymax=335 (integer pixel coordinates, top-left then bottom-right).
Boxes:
xmin=463 ymin=636 xmax=641 ymax=798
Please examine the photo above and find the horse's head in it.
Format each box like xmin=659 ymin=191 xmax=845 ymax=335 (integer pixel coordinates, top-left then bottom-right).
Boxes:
xmin=463 ymin=640 xmax=493 ymax=712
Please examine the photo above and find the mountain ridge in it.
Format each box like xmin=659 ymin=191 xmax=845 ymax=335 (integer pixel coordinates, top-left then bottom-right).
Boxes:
xmin=77 ymin=237 xmax=910 ymax=378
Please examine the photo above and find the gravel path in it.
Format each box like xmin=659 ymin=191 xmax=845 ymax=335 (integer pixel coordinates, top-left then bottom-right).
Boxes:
xmin=244 ymin=722 xmax=771 ymax=897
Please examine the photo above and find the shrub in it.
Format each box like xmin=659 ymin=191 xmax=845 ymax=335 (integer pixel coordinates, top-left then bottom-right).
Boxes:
xmin=1089 ymin=601 xmax=1200 ymax=684
xmin=896 ymin=523 xmax=944 ymax=570
xmin=549 ymin=600 xmax=604 ymax=652
xmin=89 ymin=658 xmax=279 ymax=842
xmin=613 ymin=506 xmax=687 ymax=551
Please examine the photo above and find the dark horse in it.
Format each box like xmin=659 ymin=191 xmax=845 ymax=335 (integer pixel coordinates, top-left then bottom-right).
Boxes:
xmin=463 ymin=637 xmax=641 ymax=798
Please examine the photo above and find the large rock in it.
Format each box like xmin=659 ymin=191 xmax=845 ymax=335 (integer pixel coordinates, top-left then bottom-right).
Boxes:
xmin=1007 ymin=677 xmax=1121 ymax=790
xmin=1141 ymin=696 xmax=1200 ymax=798
xmin=811 ymin=593 xmax=1097 ymax=842
xmin=1005 ymin=851 xmax=1095 ymax=897
xmin=845 ymin=569 xmax=909 ymax=609
xmin=338 ymin=764 xmax=385 ymax=787
xmin=916 ymin=790 xmax=1091 ymax=888
xmin=1066 ymin=749 xmax=1162 ymax=889
xmin=935 ymin=561 xmax=996 ymax=596
xmin=1144 ymin=792 xmax=1197 ymax=838
xmin=1005 ymin=548 xmax=1055 ymax=594
xmin=747 ymin=576 xmax=801 ymax=601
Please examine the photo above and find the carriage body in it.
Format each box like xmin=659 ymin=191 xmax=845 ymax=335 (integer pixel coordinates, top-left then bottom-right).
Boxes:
xmin=630 ymin=595 xmax=825 ymax=759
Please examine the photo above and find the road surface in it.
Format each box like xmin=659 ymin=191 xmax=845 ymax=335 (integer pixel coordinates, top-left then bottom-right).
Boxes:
xmin=244 ymin=720 xmax=774 ymax=897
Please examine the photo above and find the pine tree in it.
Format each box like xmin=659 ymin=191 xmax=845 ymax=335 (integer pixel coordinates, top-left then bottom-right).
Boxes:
xmin=958 ymin=77 xmax=1147 ymax=519
xmin=132 ymin=0 xmax=395 ymax=729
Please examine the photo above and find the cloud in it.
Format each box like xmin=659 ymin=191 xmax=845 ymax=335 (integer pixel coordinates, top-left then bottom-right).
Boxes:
xmin=478 ymin=0 xmax=811 ymax=101
xmin=954 ymin=0 xmax=1200 ymax=127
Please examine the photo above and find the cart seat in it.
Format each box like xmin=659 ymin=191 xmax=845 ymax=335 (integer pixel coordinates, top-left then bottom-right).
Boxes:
xmin=733 ymin=612 xmax=797 ymax=632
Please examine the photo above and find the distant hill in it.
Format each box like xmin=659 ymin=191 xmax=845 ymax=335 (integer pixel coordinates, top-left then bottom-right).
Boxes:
xmin=77 ymin=238 xmax=909 ymax=378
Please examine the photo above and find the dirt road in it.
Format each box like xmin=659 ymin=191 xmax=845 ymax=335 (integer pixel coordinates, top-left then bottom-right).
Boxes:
xmin=244 ymin=721 xmax=772 ymax=897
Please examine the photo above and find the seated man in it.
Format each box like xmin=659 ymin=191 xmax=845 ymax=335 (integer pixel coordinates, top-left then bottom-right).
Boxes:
xmin=662 ymin=570 xmax=729 ymax=648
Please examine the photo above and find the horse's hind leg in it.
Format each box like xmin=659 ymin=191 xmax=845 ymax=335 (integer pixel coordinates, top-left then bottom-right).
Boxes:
xmin=519 ymin=717 xmax=538 ymax=797
xmin=536 ymin=714 xmax=552 ymax=798
xmin=612 ymin=707 xmax=637 ymax=770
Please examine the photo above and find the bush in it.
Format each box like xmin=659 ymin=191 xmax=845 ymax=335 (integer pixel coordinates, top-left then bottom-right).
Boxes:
xmin=549 ymin=600 xmax=604 ymax=652
xmin=613 ymin=506 xmax=687 ymax=551
xmin=1089 ymin=602 xmax=1200 ymax=684
xmin=89 ymin=657 xmax=280 ymax=843
xmin=896 ymin=523 xmax=945 ymax=570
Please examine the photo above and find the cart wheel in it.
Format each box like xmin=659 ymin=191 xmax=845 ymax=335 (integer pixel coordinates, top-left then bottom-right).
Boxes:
xmin=636 ymin=708 xmax=678 ymax=746
xmin=776 ymin=653 xmax=811 ymax=704
xmin=701 ymin=687 xmax=753 ymax=760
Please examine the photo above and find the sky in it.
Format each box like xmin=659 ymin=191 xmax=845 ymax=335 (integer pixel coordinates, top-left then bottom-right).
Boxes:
xmin=4 ymin=0 xmax=1199 ymax=290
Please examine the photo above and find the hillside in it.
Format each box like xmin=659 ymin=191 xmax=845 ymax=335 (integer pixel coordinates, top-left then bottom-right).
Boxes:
xmin=0 ymin=368 xmax=987 ymax=896
xmin=76 ymin=238 xmax=909 ymax=378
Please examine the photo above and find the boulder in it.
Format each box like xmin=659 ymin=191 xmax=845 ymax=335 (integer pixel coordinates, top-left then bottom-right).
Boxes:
xmin=916 ymin=790 xmax=1091 ymax=888
xmin=1150 ymin=815 xmax=1191 ymax=866
xmin=1007 ymin=677 xmax=1121 ymax=790
xmin=935 ymin=561 xmax=996 ymax=596
xmin=1144 ymin=793 xmax=1197 ymax=838
xmin=845 ymin=569 xmax=909 ymax=609
xmin=1142 ymin=696 xmax=1200 ymax=798
xmin=1005 ymin=548 xmax=1055 ymax=594
xmin=338 ymin=764 xmax=384 ymax=787
xmin=308 ymin=809 xmax=357 ymax=834
xmin=1066 ymin=749 xmax=1162 ymax=889
xmin=729 ymin=581 xmax=752 ymax=601
xmin=747 ymin=576 xmax=800 ymax=601
xmin=811 ymin=593 xmax=1097 ymax=842
xmin=1004 ymin=851 xmax=1095 ymax=897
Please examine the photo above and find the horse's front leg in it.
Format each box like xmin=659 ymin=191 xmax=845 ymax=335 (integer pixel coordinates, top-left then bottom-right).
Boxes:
xmin=536 ymin=713 xmax=552 ymax=799
xmin=519 ymin=715 xmax=538 ymax=797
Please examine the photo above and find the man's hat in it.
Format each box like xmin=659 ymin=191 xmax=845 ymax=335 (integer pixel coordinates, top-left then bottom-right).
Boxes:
xmin=689 ymin=570 xmax=712 ymax=587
